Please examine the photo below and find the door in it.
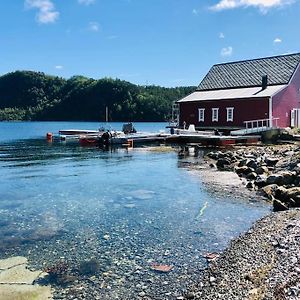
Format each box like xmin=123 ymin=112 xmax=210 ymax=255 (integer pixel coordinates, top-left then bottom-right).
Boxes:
xmin=291 ymin=109 xmax=300 ymax=127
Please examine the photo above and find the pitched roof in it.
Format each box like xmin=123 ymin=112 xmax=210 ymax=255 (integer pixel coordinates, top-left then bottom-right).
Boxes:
xmin=177 ymin=85 xmax=285 ymax=103
xmin=197 ymin=53 xmax=300 ymax=91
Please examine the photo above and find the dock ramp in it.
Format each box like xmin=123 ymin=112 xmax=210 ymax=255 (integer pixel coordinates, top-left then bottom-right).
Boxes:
xmin=231 ymin=118 xmax=279 ymax=136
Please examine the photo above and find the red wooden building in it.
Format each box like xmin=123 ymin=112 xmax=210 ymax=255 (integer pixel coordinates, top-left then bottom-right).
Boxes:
xmin=177 ymin=53 xmax=300 ymax=130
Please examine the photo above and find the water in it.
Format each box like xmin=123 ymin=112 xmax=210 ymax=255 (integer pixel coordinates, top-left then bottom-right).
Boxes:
xmin=0 ymin=122 xmax=269 ymax=299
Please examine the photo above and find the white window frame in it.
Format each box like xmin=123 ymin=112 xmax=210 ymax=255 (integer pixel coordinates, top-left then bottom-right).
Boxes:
xmin=212 ymin=108 xmax=219 ymax=122
xmin=226 ymin=107 xmax=234 ymax=122
xmin=198 ymin=108 xmax=205 ymax=122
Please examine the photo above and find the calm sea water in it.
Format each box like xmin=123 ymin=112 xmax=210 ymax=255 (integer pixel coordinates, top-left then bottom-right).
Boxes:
xmin=0 ymin=122 xmax=269 ymax=299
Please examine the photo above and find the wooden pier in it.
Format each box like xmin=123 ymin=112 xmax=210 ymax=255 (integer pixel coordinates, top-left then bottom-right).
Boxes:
xmin=54 ymin=128 xmax=261 ymax=147
xmin=164 ymin=133 xmax=260 ymax=146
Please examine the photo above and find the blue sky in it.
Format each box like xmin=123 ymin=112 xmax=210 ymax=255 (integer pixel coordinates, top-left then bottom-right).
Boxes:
xmin=0 ymin=0 xmax=299 ymax=87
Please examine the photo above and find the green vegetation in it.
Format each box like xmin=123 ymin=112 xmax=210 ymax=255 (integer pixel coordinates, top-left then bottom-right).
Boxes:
xmin=0 ymin=71 xmax=195 ymax=121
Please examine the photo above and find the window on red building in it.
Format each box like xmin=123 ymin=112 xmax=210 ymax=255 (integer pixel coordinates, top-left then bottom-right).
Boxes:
xmin=212 ymin=108 xmax=219 ymax=122
xmin=198 ymin=108 xmax=205 ymax=122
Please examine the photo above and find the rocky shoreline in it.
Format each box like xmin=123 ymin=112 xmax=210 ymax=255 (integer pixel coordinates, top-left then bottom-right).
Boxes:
xmin=185 ymin=209 xmax=300 ymax=300
xmin=206 ymin=143 xmax=300 ymax=211
xmin=184 ymin=143 xmax=300 ymax=300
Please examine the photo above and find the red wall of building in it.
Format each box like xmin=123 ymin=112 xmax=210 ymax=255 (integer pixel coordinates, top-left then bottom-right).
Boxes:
xmin=272 ymin=64 xmax=300 ymax=128
xmin=179 ymin=97 xmax=269 ymax=129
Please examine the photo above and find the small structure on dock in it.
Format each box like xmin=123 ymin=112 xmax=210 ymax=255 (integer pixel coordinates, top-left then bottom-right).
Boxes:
xmin=177 ymin=53 xmax=300 ymax=131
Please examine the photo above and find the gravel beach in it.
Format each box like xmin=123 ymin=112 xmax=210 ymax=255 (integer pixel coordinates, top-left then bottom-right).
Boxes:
xmin=186 ymin=209 xmax=300 ymax=300
xmin=184 ymin=143 xmax=300 ymax=300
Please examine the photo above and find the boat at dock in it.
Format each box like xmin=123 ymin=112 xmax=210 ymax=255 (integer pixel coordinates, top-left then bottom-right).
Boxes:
xmin=79 ymin=131 xmax=164 ymax=147
xmin=59 ymin=129 xmax=100 ymax=135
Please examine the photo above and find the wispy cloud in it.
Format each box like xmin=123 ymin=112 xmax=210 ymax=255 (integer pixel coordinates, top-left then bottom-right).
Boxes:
xmin=25 ymin=0 xmax=59 ymax=24
xmin=88 ymin=21 xmax=100 ymax=32
xmin=273 ymin=37 xmax=282 ymax=43
xmin=55 ymin=65 xmax=63 ymax=69
xmin=221 ymin=46 xmax=233 ymax=57
xmin=210 ymin=0 xmax=295 ymax=13
xmin=219 ymin=32 xmax=225 ymax=39
xmin=78 ymin=0 xmax=96 ymax=5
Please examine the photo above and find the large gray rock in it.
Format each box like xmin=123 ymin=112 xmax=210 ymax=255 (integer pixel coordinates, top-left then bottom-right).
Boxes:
xmin=273 ymin=199 xmax=289 ymax=211
xmin=261 ymin=184 xmax=279 ymax=200
xmin=266 ymin=174 xmax=284 ymax=185
xmin=216 ymin=158 xmax=231 ymax=168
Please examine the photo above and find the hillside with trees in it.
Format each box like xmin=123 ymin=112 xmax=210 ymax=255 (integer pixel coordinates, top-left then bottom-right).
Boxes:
xmin=0 ymin=71 xmax=195 ymax=122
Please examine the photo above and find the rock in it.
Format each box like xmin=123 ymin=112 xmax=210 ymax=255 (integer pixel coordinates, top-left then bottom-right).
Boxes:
xmin=207 ymin=152 xmax=219 ymax=160
xmin=256 ymin=166 xmax=269 ymax=175
xmin=0 ymin=284 xmax=52 ymax=300
xmin=278 ymin=171 xmax=296 ymax=185
xmin=246 ymin=159 xmax=258 ymax=170
xmin=246 ymin=181 xmax=254 ymax=189
xmin=266 ymin=174 xmax=284 ymax=185
xmin=0 ymin=256 xmax=52 ymax=300
xmin=235 ymin=166 xmax=251 ymax=175
xmin=216 ymin=158 xmax=231 ymax=168
xmin=150 ymin=264 xmax=173 ymax=273
xmin=238 ymin=159 xmax=249 ymax=167
xmin=0 ymin=257 xmax=27 ymax=270
xmin=265 ymin=157 xmax=279 ymax=166
xmin=281 ymin=187 xmax=300 ymax=204
xmin=261 ymin=184 xmax=279 ymax=200
xmin=0 ymin=265 xmax=42 ymax=285
xmin=247 ymin=172 xmax=257 ymax=180
xmin=273 ymin=199 xmax=289 ymax=211
xmin=254 ymin=175 xmax=267 ymax=188
xmin=209 ymin=276 xmax=216 ymax=283
xmin=202 ymin=252 xmax=220 ymax=261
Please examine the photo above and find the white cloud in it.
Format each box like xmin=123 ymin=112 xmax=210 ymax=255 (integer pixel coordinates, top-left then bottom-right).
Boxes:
xmin=78 ymin=0 xmax=96 ymax=5
xmin=55 ymin=65 xmax=63 ymax=69
xmin=221 ymin=46 xmax=233 ymax=56
xmin=273 ymin=37 xmax=282 ymax=43
xmin=88 ymin=21 xmax=100 ymax=32
xmin=219 ymin=32 xmax=225 ymax=38
xmin=210 ymin=0 xmax=295 ymax=13
xmin=25 ymin=0 xmax=59 ymax=24
xmin=192 ymin=8 xmax=199 ymax=15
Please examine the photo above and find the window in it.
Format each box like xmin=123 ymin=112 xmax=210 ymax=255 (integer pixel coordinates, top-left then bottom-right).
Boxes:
xmin=226 ymin=107 xmax=234 ymax=122
xmin=212 ymin=108 xmax=219 ymax=122
xmin=198 ymin=108 xmax=205 ymax=122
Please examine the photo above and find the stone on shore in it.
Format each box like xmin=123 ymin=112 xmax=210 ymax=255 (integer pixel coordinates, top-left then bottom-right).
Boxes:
xmin=0 ymin=256 xmax=52 ymax=300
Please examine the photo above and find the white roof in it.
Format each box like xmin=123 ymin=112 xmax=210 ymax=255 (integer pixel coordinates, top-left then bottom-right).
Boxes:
xmin=177 ymin=85 xmax=286 ymax=103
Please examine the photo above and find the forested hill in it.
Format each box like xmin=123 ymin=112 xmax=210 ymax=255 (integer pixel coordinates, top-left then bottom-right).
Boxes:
xmin=0 ymin=71 xmax=195 ymax=122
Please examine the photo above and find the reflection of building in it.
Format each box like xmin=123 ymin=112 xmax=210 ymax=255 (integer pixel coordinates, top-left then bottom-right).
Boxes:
xmin=177 ymin=53 xmax=300 ymax=130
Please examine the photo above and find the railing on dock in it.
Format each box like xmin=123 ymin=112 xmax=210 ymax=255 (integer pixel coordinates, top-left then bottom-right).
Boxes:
xmin=231 ymin=117 xmax=279 ymax=136
xmin=244 ymin=117 xmax=279 ymax=130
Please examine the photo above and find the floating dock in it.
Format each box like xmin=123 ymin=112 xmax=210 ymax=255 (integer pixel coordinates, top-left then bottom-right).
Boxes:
xmin=164 ymin=133 xmax=260 ymax=146
xmin=53 ymin=128 xmax=261 ymax=147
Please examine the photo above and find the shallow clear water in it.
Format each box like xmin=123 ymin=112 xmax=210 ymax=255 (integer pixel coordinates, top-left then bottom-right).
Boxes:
xmin=0 ymin=122 xmax=269 ymax=299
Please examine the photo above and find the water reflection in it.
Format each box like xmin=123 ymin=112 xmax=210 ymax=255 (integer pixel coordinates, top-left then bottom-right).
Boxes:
xmin=0 ymin=139 xmax=269 ymax=299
